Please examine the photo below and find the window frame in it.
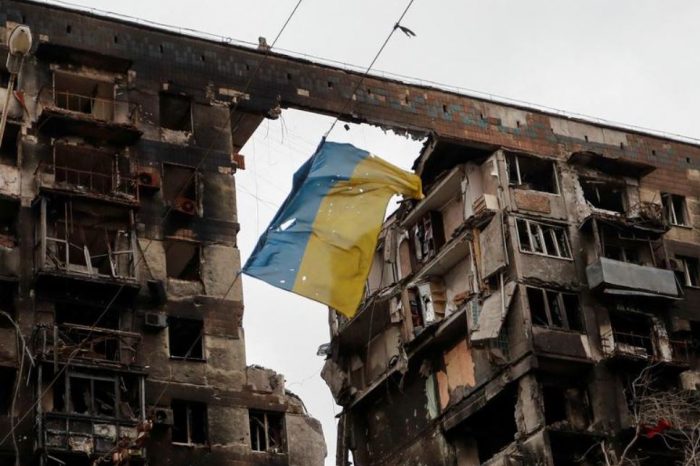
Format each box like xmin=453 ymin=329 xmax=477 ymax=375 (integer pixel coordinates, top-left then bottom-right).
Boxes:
xmin=171 ymin=400 xmax=208 ymax=446
xmin=677 ymin=256 xmax=700 ymax=288
xmin=526 ymin=286 xmax=583 ymax=332
xmin=662 ymin=193 xmax=690 ymax=227
xmin=249 ymin=409 xmax=286 ymax=453
xmin=167 ymin=317 xmax=205 ymax=362
xmin=516 ymin=218 xmax=573 ymax=260
xmin=506 ymin=153 xmax=560 ymax=194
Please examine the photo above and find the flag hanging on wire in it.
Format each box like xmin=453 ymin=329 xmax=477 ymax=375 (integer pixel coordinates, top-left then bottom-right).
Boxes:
xmin=242 ymin=141 xmax=423 ymax=318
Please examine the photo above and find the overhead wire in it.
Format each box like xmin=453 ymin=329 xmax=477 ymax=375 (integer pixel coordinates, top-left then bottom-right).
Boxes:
xmin=0 ymin=0 xmax=306 ymax=451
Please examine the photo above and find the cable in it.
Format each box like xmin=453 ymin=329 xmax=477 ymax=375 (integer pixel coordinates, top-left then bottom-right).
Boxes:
xmin=323 ymin=0 xmax=416 ymax=139
xmin=0 ymin=0 xmax=306 ymax=450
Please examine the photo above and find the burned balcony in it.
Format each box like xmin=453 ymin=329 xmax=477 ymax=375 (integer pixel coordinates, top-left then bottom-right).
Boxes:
xmin=40 ymin=368 xmax=147 ymax=461
xmin=602 ymin=311 xmax=657 ymax=359
xmin=38 ymin=143 xmax=138 ymax=205
xmin=37 ymin=324 xmax=141 ymax=368
xmin=38 ymin=71 xmax=141 ymax=145
xmin=36 ymin=197 xmax=137 ymax=285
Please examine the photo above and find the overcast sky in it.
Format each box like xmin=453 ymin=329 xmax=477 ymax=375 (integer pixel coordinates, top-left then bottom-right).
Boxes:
xmin=49 ymin=1 xmax=700 ymax=463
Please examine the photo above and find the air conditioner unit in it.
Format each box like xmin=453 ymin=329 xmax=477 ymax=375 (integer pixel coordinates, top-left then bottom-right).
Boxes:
xmin=137 ymin=167 xmax=161 ymax=190
xmin=173 ymin=196 xmax=197 ymax=216
xmin=150 ymin=407 xmax=174 ymax=425
xmin=144 ymin=312 xmax=168 ymax=330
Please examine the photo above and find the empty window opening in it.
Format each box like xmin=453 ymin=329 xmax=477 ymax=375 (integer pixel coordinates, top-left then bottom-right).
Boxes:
xmin=412 ymin=211 xmax=445 ymax=263
xmin=527 ymin=287 xmax=582 ymax=332
xmin=165 ymin=240 xmax=201 ymax=281
xmin=159 ymin=44 xmax=164 ymax=54
xmin=249 ymin=410 xmax=285 ymax=453
xmin=0 ymin=198 xmax=18 ymax=246
xmin=581 ymin=179 xmax=626 ymax=213
xmin=599 ymin=225 xmax=648 ymax=265
xmin=662 ymin=193 xmax=688 ymax=226
xmin=162 ymin=163 xmax=198 ymax=215
xmin=516 ymin=218 xmax=571 ymax=259
xmin=609 ymin=312 xmax=654 ymax=356
xmin=676 ymin=256 xmax=699 ymax=287
xmin=53 ymin=72 xmax=116 ymax=120
xmin=0 ymin=123 xmax=20 ymax=165
xmin=468 ymin=385 xmax=517 ymax=463
xmin=113 ymin=35 xmax=118 ymax=44
xmin=0 ymin=283 xmax=16 ymax=325
xmin=159 ymin=93 xmax=192 ymax=132
xmin=168 ymin=317 xmax=204 ymax=360
xmin=66 ymin=24 xmax=71 ymax=34
xmin=327 ymin=81 xmax=333 ymax=89
xmin=506 ymin=153 xmax=558 ymax=193
xmin=0 ymin=367 xmax=15 ymax=414
xmin=172 ymin=400 xmax=208 ymax=445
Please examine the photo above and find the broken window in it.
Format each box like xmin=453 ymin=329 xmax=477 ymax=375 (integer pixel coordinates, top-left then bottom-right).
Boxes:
xmin=506 ymin=153 xmax=558 ymax=193
xmin=527 ymin=287 xmax=582 ymax=332
xmin=600 ymin=225 xmax=648 ymax=265
xmin=172 ymin=400 xmax=208 ymax=445
xmin=162 ymin=163 xmax=198 ymax=215
xmin=0 ymin=367 xmax=15 ymax=414
xmin=51 ymin=373 xmax=119 ymax=418
xmin=516 ymin=218 xmax=572 ymax=259
xmin=160 ymin=93 xmax=192 ymax=132
xmin=168 ymin=317 xmax=204 ymax=360
xmin=662 ymin=193 xmax=689 ymax=226
xmin=249 ymin=410 xmax=285 ymax=453
xmin=0 ymin=123 xmax=19 ymax=165
xmin=53 ymin=71 xmax=116 ymax=120
xmin=165 ymin=240 xmax=201 ymax=281
xmin=580 ymin=179 xmax=626 ymax=213
xmin=542 ymin=384 xmax=591 ymax=429
xmin=609 ymin=311 xmax=654 ymax=356
xmin=411 ymin=211 xmax=444 ymax=263
xmin=675 ymin=256 xmax=699 ymax=287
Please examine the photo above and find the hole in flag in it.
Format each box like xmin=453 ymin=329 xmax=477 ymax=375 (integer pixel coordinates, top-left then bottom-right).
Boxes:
xmin=278 ymin=218 xmax=297 ymax=231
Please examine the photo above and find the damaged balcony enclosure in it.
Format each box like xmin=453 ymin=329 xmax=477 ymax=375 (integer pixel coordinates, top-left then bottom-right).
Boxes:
xmin=38 ymin=69 xmax=142 ymax=145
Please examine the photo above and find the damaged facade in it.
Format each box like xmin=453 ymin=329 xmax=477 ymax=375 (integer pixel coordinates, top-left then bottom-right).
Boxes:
xmin=324 ymin=129 xmax=700 ymax=463
xmin=0 ymin=1 xmax=326 ymax=464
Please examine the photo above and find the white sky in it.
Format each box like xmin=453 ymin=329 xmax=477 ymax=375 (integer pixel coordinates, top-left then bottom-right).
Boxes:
xmin=50 ymin=1 xmax=700 ymax=463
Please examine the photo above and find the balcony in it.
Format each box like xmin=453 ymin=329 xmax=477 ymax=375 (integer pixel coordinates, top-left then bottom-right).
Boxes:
xmin=39 ymin=87 xmax=142 ymax=145
xmin=37 ymin=323 xmax=141 ymax=368
xmin=586 ymin=257 xmax=680 ymax=299
xmin=37 ymin=144 xmax=138 ymax=205
xmin=36 ymin=197 xmax=138 ymax=287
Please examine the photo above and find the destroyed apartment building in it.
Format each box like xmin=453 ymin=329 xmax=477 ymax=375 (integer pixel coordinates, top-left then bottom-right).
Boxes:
xmin=0 ymin=1 xmax=329 ymax=465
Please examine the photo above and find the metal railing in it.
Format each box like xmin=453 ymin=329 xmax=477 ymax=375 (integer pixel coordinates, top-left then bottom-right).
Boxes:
xmin=38 ymin=323 xmax=141 ymax=366
xmin=52 ymin=90 xmax=136 ymax=123
xmin=43 ymin=234 xmax=136 ymax=280
xmin=40 ymin=161 xmax=138 ymax=200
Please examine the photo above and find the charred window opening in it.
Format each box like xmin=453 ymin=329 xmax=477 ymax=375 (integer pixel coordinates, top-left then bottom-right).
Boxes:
xmin=516 ymin=218 xmax=572 ymax=259
xmin=581 ymin=179 xmax=626 ymax=213
xmin=468 ymin=385 xmax=518 ymax=463
xmin=0 ymin=198 xmax=18 ymax=246
xmin=52 ymin=373 xmax=119 ymax=418
xmin=411 ymin=211 xmax=444 ymax=263
xmin=600 ymin=225 xmax=648 ymax=265
xmin=165 ymin=240 xmax=201 ymax=281
xmin=160 ymin=93 xmax=192 ymax=132
xmin=168 ymin=317 xmax=204 ymax=360
xmin=172 ymin=400 xmax=208 ymax=445
xmin=163 ymin=163 xmax=198 ymax=216
xmin=55 ymin=302 xmax=119 ymax=329
xmin=506 ymin=153 xmax=558 ymax=193
xmin=542 ymin=383 xmax=591 ymax=429
xmin=675 ymin=256 xmax=699 ymax=288
xmin=609 ymin=311 xmax=654 ymax=356
xmin=53 ymin=72 xmax=116 ymax=120
xmin=0 ymin=367 xmax=15 ymax=414
xmin=249 ymin=410 xmax=285 ymax=453
xmin=527 ymin=287 xmax=582 ymax=332
xmin=662 ymin=193 xmax=689 ymax=226
xmin=0 ymin=123 xmax=20 ymax=165
xmin=40 ymin=198 xmax=136 ymax=279
xmin=50 ymin=145 xmax=133 ymax=198
xmin=0 ymin=283 xmax=16 ymax=324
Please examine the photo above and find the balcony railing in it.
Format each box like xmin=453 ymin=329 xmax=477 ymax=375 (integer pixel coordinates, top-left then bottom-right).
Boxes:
xmin=37 ymin=323 xmax=141 ymax=366
xmin=602 ymin=328 xmax=655 ymax=358
xmin=52 ymin=90 xmax=136 ymax=124
xmin=43 ymin=412 xmax=145 ymax=456
xmin=39 ymin=161 xmax=138 ymax=201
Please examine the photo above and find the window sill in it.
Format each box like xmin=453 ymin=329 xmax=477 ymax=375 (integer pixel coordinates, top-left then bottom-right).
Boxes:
xmin=669 ymin=223 xmax=693 ymax=230
xmin=518 ymin=250 xmax=574 ymax=262
xmin=169 ymin=356 xmax=207 ymax=363
xmin=533 ymin=325 xmax=585 ymax=335
xmin=172 ymin=442 xmax=207 ymax=448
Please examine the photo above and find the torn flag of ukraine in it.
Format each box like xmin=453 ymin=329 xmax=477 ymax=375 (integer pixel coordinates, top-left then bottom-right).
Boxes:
xmin=242 ymin=141 xmax=423 ymax=318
